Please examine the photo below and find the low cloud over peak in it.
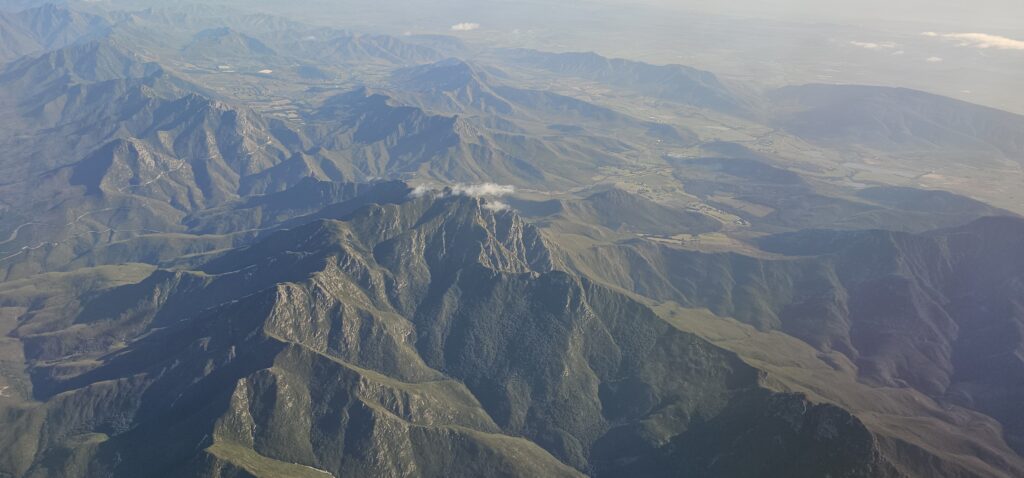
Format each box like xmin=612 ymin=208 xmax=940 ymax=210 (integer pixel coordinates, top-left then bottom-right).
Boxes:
xmin=410 ymin=183 xmax=515 ymax=211
xmin=410 ymin=183 xmax=515 ymax=198
xmin=450 ymin=183 xmax=515 ymax=197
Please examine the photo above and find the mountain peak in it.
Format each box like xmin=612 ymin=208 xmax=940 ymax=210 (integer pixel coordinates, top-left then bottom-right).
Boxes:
xmin=197 ymin=191 xmax=555 ymax=286
xmin=0 ymin=3 xmax=110 ymax=63
xmin=389 ymin=58 xmax=515 ymax=115
xmin=0 ymin=39 xmax=160 ymax=89
xmin=183 ymin=26 xmax=275 ymax=59
xmin=391 ymin=57 xmax=491 ymax=92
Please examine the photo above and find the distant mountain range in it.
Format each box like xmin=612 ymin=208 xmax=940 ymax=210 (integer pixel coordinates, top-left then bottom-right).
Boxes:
xmin=389 ymin=58 xmax=698 ymax=145
xmin=496 ymin=49 xmax=751 ymax=115
xmin=769 ymin=84 xmax=1024 ymax=162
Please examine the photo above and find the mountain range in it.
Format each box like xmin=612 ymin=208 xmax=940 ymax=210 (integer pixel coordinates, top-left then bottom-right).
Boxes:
xmin=1 ymin=3 xmax=1023 ymax=477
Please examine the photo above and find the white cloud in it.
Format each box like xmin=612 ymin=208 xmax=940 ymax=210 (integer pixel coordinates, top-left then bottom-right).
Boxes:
xmin=409 ymin=183 xmax=516 ymax=204
xmin=483 ymin=200 xmax=511 ymax=212
xmin=926 ymin=56 xmax=944 ymax=63
xmin=451 ymin=22 xmax=481 ymax=31
xmin=450 ymin=183 xmax=514 ymax=197
xmin=849 ymin=41 xmax=897 ymax=50
xmin=922 ymin=32 xmax=1024 ymax=50
xmin=409 ymin=185 xmax=436 ymax=198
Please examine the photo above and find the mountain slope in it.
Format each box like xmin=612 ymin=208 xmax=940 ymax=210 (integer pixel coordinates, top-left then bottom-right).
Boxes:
xmin=511 ymin=187 xmax=722 ymax=236
xmin=0 ymin=40 xmax=161 ymax=100
xmin=181 ymin=27 xmax=275 ymax=62
xmin=278 ymin=32 xmax=443 ymax=66
xmin=0 ymin=194 xmax=902 ymax=477
xmin=497 ymin=49 xmax=749 ymax=115
xmin=389 ymin=58 xmax=697 ymax=145
xmin=0 ymin=40 xmax=313 ymax=280
xmin=1 ymin=5 xmax=1023 ymax=476
xmin=0 ymin=4 xmax=110 ymax=63
xmin=390 ymin=58 xmax=516 ymax=115
xmin=769 ymin=84 xmax=1024 ymax=162
xmin=558 ymin=215 xmax=1024 ymax=472
xmin=306 ymin=88 xmax=627 ymax=187
xmin=666 ymin=143 xmax=1015 ymax=233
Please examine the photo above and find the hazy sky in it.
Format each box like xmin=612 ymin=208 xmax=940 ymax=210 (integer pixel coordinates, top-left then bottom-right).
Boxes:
xmin=107 ymin=0 xmax=1021 ymax=112
xmin=156 ymin=0 xmax=1024 ymax=34
xmin=611 ymin=0 xmax=1024 ymax=30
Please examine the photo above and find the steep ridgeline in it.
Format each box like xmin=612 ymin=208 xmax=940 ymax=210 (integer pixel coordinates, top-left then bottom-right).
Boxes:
xmin=0 ymin=40 xmax=298 ymax=194
xmin=0 ymin=194 xmax=897 ymax=477
xmin=0 ymin=179 xmax=411 ymax=283
xmin=562 ymin=215 xmax=1024 ymax=473
xmin=106 ymin=5 xmax=445 ymax=68
xmin=305 ymin=88 xmax=628 ymax=187
xmin=0 ymin=40 xmax=637 ymax=282
xmin=0 ymin=41 xmax=308 ymax=280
